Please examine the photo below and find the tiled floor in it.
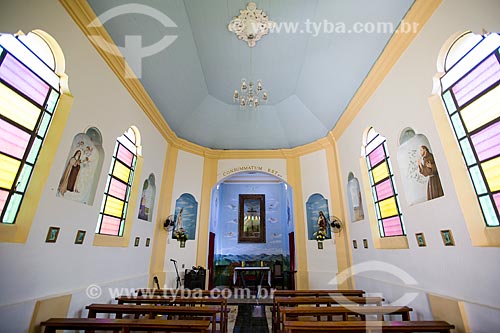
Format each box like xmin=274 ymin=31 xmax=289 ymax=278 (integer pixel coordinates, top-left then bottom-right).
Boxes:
xmin=228 ymin=304 xmax=272 ymax=332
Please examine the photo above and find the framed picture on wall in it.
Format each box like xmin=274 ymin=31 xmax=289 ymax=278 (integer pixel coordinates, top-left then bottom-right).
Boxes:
xmin=440 ymin=229 xmax=455 ymax=246
xmin=45 ymin=226 xmax=60 ymax=243
xmin=415 ymin=232 xmax=426 ymax=247
xmin=74 ymin=230 xmax=86 ymax=245
xmin=238 ymin=194 xmax=266 ymax=243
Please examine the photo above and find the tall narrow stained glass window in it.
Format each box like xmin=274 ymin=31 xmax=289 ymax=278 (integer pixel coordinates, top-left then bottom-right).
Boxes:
xmin=440 ymin=32 xmax=500 ymax=227
xmin=96 ymin=128 xmax=138 ymax=236
xmin=0 ymin=33 xmax=61 ymax=224
xmin=364 ymin=128 xmax=405 ymax=237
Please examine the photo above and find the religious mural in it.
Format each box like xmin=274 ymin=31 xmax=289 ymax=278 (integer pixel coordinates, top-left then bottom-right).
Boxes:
xmin=306 ymin=193 xmax=331 ymax=240
xmin=347 ymin=172 xmax=364 ymax=222
xmin=138 ymin=173 xmax=156 ymax=222
xmin=56 ymin=127 xmax=104 ymax=205
xmin=397 ymin=128 xmax=444 ymax=205
xmin=171 ymin=193 xmax=198 ymax=240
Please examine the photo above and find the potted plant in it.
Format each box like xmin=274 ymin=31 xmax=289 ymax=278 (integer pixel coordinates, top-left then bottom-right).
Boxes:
xmin=174 ymin=228 xmax=188 ymax=248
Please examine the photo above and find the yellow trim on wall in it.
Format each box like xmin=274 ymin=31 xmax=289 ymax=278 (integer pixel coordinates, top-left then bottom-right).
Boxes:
xmin=29 ymin=294 xmax=72 ymax=333
xmin=322 ymin=136 xmax=354 ymax=289
xmin=148 ymin=145 xmax=178 ymax=287
xmin=286 ymin=156 xmax=309 ymax=289
xmin=93 ymin=155 xmax=144 ymax=247
xmin=359 ymin=156 xmax=409 ymax=249
xmin=196 ymin=157 xmax=218 ymax=266
xmin=428 ymin=293 xmax=470 ymax=333
xmin=429 ymin=94 xmax=500 ymax=247
xmin=332 ymin=0 xmax=442 ymax=140
xmin=0 ymin=92 xmax=74 ymax=243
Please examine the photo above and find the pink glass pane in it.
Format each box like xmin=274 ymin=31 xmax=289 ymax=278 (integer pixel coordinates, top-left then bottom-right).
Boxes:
xmin=471 ymin=120 xmax=500 ymax=162
xmin=0 ymin=118 xmax=31 ymax=159
xmin=100 ymin=215 xmax=121 ymax=235
xmin=0 ymin=54 xmax=49 ymax=106
xmin=108 ymin=178 xmax=127 ymax=201
xmin=368 ymin=144 xmax=385 ymax=168
xmin=0 ymin=190 xmax=8 ymax=213
xmin=116 ymin=144 xmax=133 ymax=167
xmin=452 ymin=54 xmax=500 ymax=107
xmin=375 ymin=179 xmax=394 ymax=201
xmin=382 ymin=216 xmax=403 ymax=236
xmin=494 ymin=192 xmax=500 ymax=213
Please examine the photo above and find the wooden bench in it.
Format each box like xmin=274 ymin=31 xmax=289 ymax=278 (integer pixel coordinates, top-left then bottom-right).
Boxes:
xmin=283 ymin=320 xmax=455 ymax=332
xmin=273 ymin=296 xmax=384 ymax=333
xmin=40 ymin=318 xmax=211 ymax=332
xmin=279 ymin=305 xmax=412 ymax=331
xmin=136 ymin=289 xmax=228 ymax=297
xmin=273 ymin=290 xmax=365 ymax=297
xmin=116 ymin=296 xmax=227 ymax=333
xmin=86 ymin=304 xmax=219 ymax=333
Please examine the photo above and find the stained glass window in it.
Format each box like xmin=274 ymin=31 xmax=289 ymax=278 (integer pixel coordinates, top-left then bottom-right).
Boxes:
xmin=96 ymin=128 xmax=138 ymax=236
xmin=364 ymin=128 xmax=405 ymax=237
xmin=440 ymin=33 xmax=500 ymax=227
xmin=0 ymin=34 xmax=60 ymax=224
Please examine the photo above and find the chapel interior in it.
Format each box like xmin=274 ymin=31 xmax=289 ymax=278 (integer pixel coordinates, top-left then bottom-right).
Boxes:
xmin=0 ymin=0 xmax=499 ymax=332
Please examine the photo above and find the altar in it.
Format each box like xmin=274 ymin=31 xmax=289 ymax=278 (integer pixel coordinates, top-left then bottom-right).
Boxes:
xmin=233 ymin=266 xmax=271 ymax=289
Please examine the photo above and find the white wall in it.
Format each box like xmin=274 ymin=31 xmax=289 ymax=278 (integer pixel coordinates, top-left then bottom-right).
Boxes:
xmin=300 ymin=149 xmax=338 ymax=288
xmin=0 ymin=0 xmax=167 ymax=331
xmin=164 ymin=150 xmax=204 ymax=288
xmin=336 ymin=0 xmax=500 ymax=330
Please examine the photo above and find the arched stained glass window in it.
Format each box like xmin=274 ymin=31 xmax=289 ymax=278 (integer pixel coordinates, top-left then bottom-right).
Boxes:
xmin=96 ymin=127 xmax=139 ymax=236
xmin=363 ymin=128 xmax=405 ymax=237
xmin=0 ymin=32 xmax=61 ymax=224
xmin=440 ymin=32 xmax=500 ymax=227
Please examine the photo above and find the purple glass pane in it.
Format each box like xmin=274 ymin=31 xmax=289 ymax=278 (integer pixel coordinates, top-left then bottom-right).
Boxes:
xmin=471 ymin=120 xmax=500 ymax=162
xmin=0 ymin=118 xmax=31 ymax=159
xmin=369 ymin=145 xmax=385 ymax=167
xmin=108 ymin=178 xmax=127 ymax=201
xmin=494 ymin=192 xmax=500 ymax=214
xmin=0 ymin=189 xmax=8 ymax=213
xmin=0 ymin=54 xmax=49 ymax=106
xmin=375 ymin=179 xmax=394 ymax=201
xmin=100 ymin=215 xmax=121 ymax=236
xmin=452 ymin=54 xmax=500 ymax=107
xmin=382 ymin=216 xmax=403 ymax=236
xmin=117 ymin=144 xmax=133 ymax=167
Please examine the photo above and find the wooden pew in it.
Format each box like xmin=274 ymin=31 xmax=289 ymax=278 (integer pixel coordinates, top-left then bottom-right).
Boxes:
xmin=273 ymin=296 xmax=384 ymax=333
xmin=280 ymin=305 xmax=412 ymax=331
xmin=86 ymin=304 xmax=219 ymax=333
xmin=116 ymin=296 xmax=227 ymax=333
xmin=136 ymin=289 xmax=227 ymax=297
xmin=273 ymin=289 xmax=365 ymax=298
xmin=40 ymin=318 xmax=211 ymax=332
xmin=283 ymin=320 xmax=455 ymax=332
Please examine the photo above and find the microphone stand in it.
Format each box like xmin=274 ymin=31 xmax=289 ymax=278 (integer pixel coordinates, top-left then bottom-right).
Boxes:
xmin=171 ymin=260 xmax=181 ymax=289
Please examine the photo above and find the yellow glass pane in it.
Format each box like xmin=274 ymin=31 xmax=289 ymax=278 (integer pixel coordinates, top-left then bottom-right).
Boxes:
xmin=0 ymin=82 xmax=40 ymax=131
xmin=461 ymin=85 xmax=500 ymax=132
xmin=0 ymin=153 xmax=21 ymax=189
xmin=112 ymin=161 xmax=130 ymax=183
xmin=482 ymin=156 xmax=500 ymax=192
xmin=103 ymin=196 xmax=124 ymax=218
xmin=371 ymin=162 xmax=389 ymax=183
xmin=379 ymin=197 xmax=398 ymax=218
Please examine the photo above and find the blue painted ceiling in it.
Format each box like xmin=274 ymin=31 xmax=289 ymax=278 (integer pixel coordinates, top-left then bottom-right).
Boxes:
xmin=87 ymin=0 xmax=414 ymax=150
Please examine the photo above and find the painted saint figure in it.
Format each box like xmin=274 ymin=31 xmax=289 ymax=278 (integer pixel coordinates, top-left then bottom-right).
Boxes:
xmin=58 ymin=150 xmax=82 ymax=196
xmin=417 ymin=146 xmax=444 ymax=200
xmin=317 ymin=210 xmax=327 ymax=230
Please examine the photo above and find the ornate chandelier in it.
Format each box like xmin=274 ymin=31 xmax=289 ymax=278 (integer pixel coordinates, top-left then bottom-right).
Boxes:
xmin=233 ymin=79 xmax=268 ymax=110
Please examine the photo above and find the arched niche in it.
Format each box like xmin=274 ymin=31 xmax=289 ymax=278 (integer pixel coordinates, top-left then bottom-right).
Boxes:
xmin=305 ymin=193 xmax=331 ymax=240
xmin=138 ymin=173 xmax=156 ymax=222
